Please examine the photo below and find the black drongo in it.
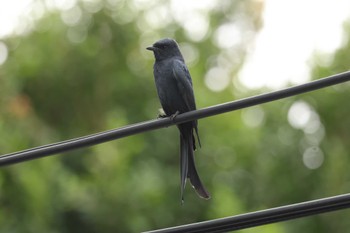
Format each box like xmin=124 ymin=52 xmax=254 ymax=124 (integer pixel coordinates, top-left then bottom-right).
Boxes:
xmin=147 ymin=38 xmax=210 ymax=202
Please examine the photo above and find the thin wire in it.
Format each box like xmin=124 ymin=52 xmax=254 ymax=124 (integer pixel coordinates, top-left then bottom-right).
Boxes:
xmin=1 ymin=70 xmax=350 ymax=166
xmin=143 ymin=193 xmax=350 ymax=233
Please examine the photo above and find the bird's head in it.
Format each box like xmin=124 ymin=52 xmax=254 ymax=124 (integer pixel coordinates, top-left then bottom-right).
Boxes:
xmin=147 ymin=38 xmax=183 ymax=61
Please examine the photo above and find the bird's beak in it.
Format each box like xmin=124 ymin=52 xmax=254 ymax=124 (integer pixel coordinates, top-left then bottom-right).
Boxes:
xmin=146 ymin=46 xmax=156 ymax=51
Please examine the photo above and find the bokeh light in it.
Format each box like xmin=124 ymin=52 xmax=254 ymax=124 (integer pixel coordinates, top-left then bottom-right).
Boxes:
xmin=214 ymin=23 xmax=242 ymax=49
xmin=170 ymin=0 xmax=214 ymax=42
xmin=204 ymin=67 xmax=230 ymax=92
xmin=288 ymin=101 xmax=313 ymax=130
xmin=0 ymin=42 xmax=8 ymax=65
xmin=60 ymin=5 xmax=83 ymax=26
xmin=241 ymin=106 xmax=265 ymax=128
xmin=303 ymin=146 xmax=324 ymax=169
xmin=178 ymin=42 xmax=199 ymax=67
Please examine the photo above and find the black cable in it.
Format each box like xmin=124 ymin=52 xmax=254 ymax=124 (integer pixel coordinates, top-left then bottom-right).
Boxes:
xmin=1 ymin=70 xmax=350 ymax=166
xmin=143 ymin=193 xmax=350 ymax=233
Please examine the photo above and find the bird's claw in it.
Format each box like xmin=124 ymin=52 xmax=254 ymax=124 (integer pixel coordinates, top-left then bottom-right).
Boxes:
xmin=170 ymin=111 xmax=180 ymax=122
xmin=157 ymin=113 xmax=167 ymax=119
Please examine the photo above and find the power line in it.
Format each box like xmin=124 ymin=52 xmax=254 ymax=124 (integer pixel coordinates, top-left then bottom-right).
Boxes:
xmin=143 ymin=193 xmax=350 ymax=233
xmin=1 ymin=70 xmax=350 ymax=166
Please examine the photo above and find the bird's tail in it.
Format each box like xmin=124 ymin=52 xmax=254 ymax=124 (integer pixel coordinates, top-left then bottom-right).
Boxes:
xmin=179 ymin=123 xmax=210 ymax=202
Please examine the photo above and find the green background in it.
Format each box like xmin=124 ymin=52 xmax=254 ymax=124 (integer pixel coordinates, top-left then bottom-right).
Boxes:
xmin=1 ymin=1 xmax=350 ymax=232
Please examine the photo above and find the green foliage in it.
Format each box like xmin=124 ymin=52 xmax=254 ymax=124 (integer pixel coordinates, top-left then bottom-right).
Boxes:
xmin=0 ymin=0 xmax=349 ymax=232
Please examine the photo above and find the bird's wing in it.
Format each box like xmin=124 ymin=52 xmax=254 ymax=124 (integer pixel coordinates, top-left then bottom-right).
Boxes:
xmin=172 ymin=59 xmax=196 ymax=111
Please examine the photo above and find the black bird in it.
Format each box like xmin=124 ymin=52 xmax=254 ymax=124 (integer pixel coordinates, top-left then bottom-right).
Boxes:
xmin=147 ymin=38 xmax=210 ymax=201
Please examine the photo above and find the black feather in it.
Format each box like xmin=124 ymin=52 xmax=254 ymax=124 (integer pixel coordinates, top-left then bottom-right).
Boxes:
xmin=147 ymin=38 xmax=210 ymax=201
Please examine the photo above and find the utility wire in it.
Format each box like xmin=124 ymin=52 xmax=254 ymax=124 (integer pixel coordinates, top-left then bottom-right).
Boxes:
xmin=143 ymin=193 xmax=350 ymax=233
xmin=1 ymin=70 xmax=350 ymax=166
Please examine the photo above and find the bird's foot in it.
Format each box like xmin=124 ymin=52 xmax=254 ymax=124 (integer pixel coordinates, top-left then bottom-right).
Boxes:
xmin=157 ymin=108 xmax=167 ymax=119
xmin=170 ymin=111 xmax=180 ymax=122
xmin=157 ymin=113 xmax=168 ymax=119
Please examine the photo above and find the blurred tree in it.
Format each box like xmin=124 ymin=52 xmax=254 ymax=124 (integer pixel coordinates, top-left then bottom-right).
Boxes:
xmin=0 ymin=0 xmax=349 ymax=233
